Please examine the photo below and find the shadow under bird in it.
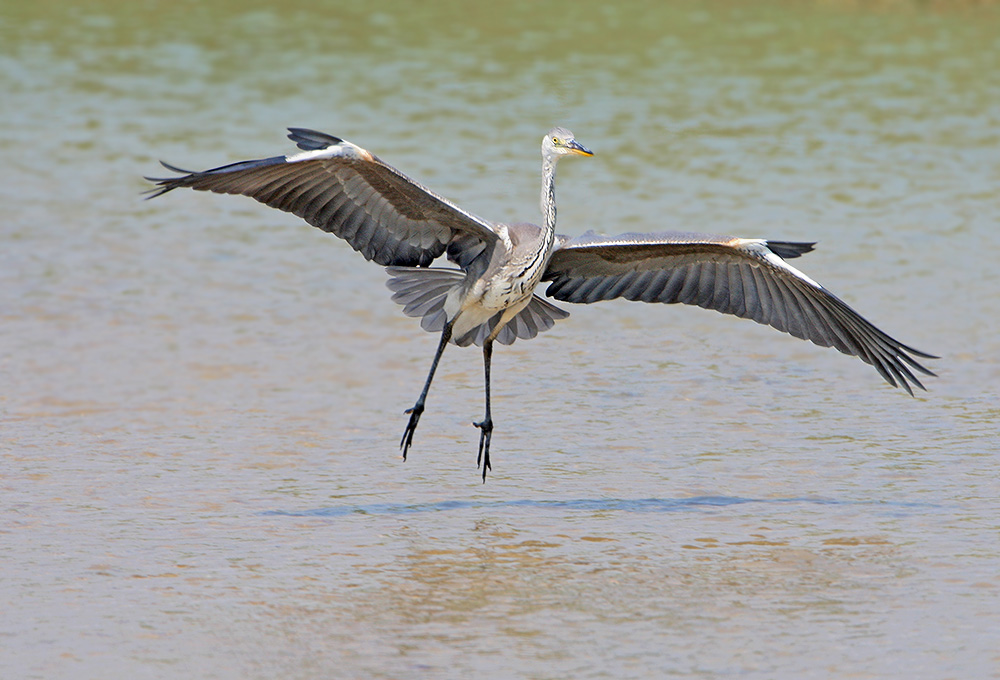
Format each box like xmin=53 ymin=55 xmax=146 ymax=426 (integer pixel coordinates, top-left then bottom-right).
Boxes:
xmin=146 ymin=127 xmax=936 ymax=481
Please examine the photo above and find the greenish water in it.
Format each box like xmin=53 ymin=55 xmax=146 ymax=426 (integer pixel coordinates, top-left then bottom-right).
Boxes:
xmin=2 ymin=2 xmax=999 ymax=679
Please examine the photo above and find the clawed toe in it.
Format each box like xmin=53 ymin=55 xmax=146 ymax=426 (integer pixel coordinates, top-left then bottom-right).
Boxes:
xmin=400 ymin=405 xmax=424 ymax=460
xmin=474 ymin=417 xmax=493 ymax=482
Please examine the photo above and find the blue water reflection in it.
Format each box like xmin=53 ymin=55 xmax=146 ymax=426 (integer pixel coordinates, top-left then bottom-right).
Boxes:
xmin=263 ymin=496 xmax=937 ymax=517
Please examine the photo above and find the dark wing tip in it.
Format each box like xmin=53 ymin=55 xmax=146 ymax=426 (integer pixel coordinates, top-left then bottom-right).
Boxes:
xmin=879 ymin=341 xmax=938 ymax=395
xmin=142 ymin=155 xmax=290 ymax=200
xmin=142 ymin=161 xmax=193 ymax=199
xmin=287 ymin=127 xmax=343 ymax=151
xmin=767 ymin=240 xmax=817 ymax=259
xmin=158 ymin=160 xmax=195 ymax=174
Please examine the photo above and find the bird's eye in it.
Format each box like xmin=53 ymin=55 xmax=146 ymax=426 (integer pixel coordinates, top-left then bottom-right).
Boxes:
xmin=552 ymin=137 xmax=561 ymax=146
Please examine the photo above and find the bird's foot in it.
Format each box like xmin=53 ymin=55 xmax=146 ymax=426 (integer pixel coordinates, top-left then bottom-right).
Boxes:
xmin=400 ymin=403 xmax=424 ymax=460
xmin=474 ymin=416 xmax=493 ymax=482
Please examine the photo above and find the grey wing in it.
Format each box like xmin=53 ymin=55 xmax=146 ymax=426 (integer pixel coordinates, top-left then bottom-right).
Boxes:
xmin=146 ymin=128 xmax=499 ymax=268
xmin=543 ymin=230 xmax=936 ymax=394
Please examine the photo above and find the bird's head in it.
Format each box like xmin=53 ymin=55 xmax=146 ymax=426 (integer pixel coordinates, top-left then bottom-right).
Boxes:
xmin=543 ymin=127 xmax=594 ymax=160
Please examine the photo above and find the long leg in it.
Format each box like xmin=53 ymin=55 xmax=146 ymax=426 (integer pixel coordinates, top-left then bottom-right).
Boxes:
xmin=473 ymin=339 xmax=494 ymax=482
xmin=400 ymin=323 xmax=452 ymax=460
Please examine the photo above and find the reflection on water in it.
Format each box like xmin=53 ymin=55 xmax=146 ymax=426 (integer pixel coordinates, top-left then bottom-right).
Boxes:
xmin=264 ymin=495 xmax=943 ymax=517
xmin=3 ymin=0 xmax=1000 ymax=679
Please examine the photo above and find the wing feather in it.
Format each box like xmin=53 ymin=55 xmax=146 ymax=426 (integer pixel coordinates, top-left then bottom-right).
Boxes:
xmin=658 ymin=268 xmax=687 ymax=303
xmin=727 ymin=264 xmax=749 ymax=318
xmin=543 ymin=231 xmax=935 ymax=393
xmin=146 ymin=128 xmax=500 ymax=268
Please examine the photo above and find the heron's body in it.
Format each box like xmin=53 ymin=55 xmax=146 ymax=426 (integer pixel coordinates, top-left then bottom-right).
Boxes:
xmin=147 ymin=127 xmax=935 ymax=481
xmin=449 ymin=222 xmax=549 ymax=343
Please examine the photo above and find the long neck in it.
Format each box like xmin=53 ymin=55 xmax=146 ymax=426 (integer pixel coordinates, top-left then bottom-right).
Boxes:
xmin=540 ymin=154 xmax=558 ymax=238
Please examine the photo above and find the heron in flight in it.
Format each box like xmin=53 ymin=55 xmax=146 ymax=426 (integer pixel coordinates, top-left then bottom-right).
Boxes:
xmin=147 ymin=127 xmax=935 ymax=481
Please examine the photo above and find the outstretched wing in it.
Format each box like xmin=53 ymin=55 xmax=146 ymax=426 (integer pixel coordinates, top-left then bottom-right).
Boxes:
xmin=146 ymin=128 xmax=499 ymax=268
xmin=544 ymin=231 xmax=936 ymax=394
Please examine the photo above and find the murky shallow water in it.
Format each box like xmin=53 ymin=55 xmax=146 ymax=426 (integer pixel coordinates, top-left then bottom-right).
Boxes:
xmin=2 ymin=1 xmax=1000 ymax=678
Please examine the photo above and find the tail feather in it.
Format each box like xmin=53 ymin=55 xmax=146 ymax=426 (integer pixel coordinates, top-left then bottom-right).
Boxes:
xmin=386 ymin=266 xmax=570 ymax=346
xmin=494 ymin=295 xmax=570 ymax=346
xmin=386 ymin=267 xmax=465 ymax=332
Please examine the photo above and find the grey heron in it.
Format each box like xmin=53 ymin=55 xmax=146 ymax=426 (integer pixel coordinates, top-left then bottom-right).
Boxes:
xmin=146 ymin=127 xmax=935 ymax=481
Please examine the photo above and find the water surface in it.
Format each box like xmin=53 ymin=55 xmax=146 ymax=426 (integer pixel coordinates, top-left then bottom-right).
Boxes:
xmin=2 ymin=1 xmax=999 ymax=678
